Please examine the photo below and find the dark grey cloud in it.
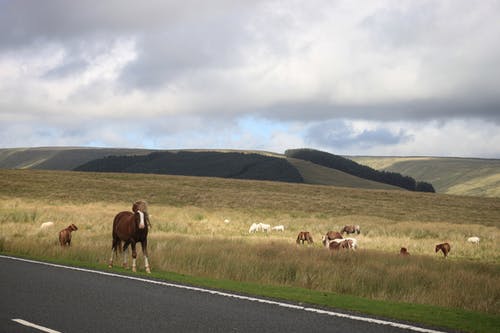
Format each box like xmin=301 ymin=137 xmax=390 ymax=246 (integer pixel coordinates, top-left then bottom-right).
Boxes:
xmin=306 ymin=120 xmax=412 ymax=150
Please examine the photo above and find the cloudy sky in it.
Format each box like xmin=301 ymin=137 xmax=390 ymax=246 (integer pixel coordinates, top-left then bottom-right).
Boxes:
xmin=1 ymin=0 xmax=500 ymax=158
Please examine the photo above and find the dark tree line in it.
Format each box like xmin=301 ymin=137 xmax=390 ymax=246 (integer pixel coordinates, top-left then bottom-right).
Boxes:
xmin=75 ymin=151 xmax=304 ymax=183
xmin=285 ymin=149 xmax=435 ymax=193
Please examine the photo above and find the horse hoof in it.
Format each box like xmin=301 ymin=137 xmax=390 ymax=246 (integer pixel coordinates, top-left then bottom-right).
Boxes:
xmin=132 ymin=267 xmax=137 ymax=273
xmin=146 ymin=267 xmax=151 ymax=274
xmin=108 ymin=264 xmax=113 ymax=268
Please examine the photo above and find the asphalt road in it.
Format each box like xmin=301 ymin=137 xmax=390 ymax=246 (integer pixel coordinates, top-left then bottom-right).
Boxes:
xmin=0 ymin=256 xmax=448 ymax=333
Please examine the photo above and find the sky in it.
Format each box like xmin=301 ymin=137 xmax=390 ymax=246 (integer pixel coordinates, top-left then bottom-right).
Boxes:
xmin=1 ymin=0 xmax=500 ymax=158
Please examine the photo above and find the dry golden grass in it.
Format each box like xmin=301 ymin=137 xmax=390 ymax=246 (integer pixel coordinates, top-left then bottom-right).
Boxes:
xmin=0 ymin=169 xmax=499 ymax=315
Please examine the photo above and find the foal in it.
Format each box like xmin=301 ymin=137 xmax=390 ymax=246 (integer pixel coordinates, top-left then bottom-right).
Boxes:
xmin=59 ymin=224 xmax=78 ymax=246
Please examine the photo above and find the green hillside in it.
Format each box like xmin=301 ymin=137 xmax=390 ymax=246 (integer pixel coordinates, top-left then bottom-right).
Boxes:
xmin=286 ymin=149 xmax=434 ymax=192
xmin=287 ymin=158 xmax=401 ymax=190
xmin=0 ymin=147 xmax=407 ymax=192
xmin=0 ymin=147 xmax=152 ymax=170
xmin=350 ymin=156 xmax=500 ymax=198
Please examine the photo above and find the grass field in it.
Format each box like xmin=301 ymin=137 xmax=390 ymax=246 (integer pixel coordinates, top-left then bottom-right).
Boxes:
xmin=1 ymin=169 xmax=499 ymax=332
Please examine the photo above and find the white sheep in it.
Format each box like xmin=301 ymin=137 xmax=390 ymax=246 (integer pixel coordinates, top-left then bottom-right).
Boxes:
xmin=271 ymin=225 xmax=285 ymax=232
xmin=259 ymin=223 xmax=271 ymax=232
xmin=40 ymin=221 xmax=54 ymax=229
xmin=249 ymin=223 xmax=259 ymax=233
xmin=467 ymin=236 xmax=480 ymax=244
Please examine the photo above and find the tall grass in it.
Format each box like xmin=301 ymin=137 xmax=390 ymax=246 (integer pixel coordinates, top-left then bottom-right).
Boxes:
xmin=1 ymin=169 xmax=499 ymax=316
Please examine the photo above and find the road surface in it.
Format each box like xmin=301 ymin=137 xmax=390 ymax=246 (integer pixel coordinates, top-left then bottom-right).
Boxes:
xmin=0 ymin=255 xmax=448 ymax=332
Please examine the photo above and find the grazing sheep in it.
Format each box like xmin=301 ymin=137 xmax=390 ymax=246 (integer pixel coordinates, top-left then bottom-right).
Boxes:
xmin=40 ymin=221 xmax=54 ymax=229
xmin=259 ymin=223 xmax=271 ymax=232
xmin=467 ymin=236 xmax=480 ymax=244
xmin=249 ymin=223 xmax=259 ymax=233
xmin=271 ymin=225 xmax=284 ymax=232
xmin=59 ymin=224 xmax=78 ymax=247
xmin=435 ymin=242 xmax=451 ymax=258
xmin=400 ymin=247 xmax=410 ymax=256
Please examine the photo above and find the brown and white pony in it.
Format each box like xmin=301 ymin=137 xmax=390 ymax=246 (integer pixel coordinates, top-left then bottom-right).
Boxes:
xmin=59 ymin=224 xmax=78 ymax=246
xmin=108 ymin=200 xmax=151 ymax=273
xmin=296 ymin=231 xmax=313 ymax=244
xmin=341 ymin=225 xmax=360 ymax=234
xmin=435 ymin=243 xmax=451 ymax=258
xmin=329 ymin=239 xmax=353 ymax=251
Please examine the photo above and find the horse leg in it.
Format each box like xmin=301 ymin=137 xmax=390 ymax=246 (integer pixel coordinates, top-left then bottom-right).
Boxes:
xmin=131 ymin=241 xmax=137 ymax=272
xmin=122 ymin=241 xmax=130 ymax=269
xmin=109 ymin=237 xmax=119 ymax=268
xmin=141 ymin=240 xmax=151 ymax=274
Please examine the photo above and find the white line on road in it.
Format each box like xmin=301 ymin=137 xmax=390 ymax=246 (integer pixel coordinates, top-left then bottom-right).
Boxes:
xmin=12 ymin=319 xmax=61 ymax=333
xmin=2 ymin=255 xmax=446 ymax=333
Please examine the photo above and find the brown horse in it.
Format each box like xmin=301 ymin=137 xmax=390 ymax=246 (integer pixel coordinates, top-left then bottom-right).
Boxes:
xmin=59 ymin=224 xmax=78 ymax=246
xmin=296 ymin=231 xmax=313 ymax=244
xmin=108 ymin=201 xmax=151 ymax=273
xmin=322 ymin=231 xmax=343 ymax=247
xmin=435 ymin=243 xmax=451 ymax=258
xmin=341 ymin=225 xmax=360 ymax=234
xmin=400 ymin=247 xmax=410 ymax=256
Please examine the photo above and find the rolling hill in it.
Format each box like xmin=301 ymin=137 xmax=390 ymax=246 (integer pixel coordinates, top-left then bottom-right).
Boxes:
xmin=0 ymin=147 xmax=153 ymax=170
xmin=0 ymin=147 xmax=409 ymax=192
xmin=4 ymin=146 xmax=499 ymax=197
xmin=349 ymin=156 xmax=500 ymax=198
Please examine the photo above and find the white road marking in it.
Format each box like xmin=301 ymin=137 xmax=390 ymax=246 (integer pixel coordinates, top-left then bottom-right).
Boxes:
xmin=2 ymin=255 xmax=446 ymax=333
xmin=12 ymin=319 xmax=61 ymax=333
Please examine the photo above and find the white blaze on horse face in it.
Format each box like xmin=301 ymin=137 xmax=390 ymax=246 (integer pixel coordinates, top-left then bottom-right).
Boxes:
xmin=138 ymin=210 xmax=145 ymax=229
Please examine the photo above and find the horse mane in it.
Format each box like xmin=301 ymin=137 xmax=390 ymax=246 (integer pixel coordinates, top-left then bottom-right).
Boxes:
xmin=132 ymin=200 xmax=151 ymax=228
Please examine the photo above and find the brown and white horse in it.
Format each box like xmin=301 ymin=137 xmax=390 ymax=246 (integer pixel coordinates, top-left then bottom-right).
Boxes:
xmin=296 ymin=231 xmax=313 ymax=244
xmin=108 ymin=201 xmax=151 ymax=273
xmin=329 ymin=239 xmax=353 ymax=251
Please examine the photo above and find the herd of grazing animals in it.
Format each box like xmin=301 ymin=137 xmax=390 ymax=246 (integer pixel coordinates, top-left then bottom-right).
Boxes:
xmin=37 ymin=201 xmax=483 ymax=275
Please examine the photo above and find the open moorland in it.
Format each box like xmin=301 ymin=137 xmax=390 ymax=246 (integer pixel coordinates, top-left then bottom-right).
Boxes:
xmin=1 ymin=169 xmax=499 ymax=332
xmin=350 ymin=156 xmax=500 ymax=198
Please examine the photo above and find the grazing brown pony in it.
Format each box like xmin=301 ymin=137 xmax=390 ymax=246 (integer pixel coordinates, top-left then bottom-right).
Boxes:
xmin=329 ymin=239 xmax=353 ymax=251
xmin=341 ymin=225 xmax=360 ymax=234
xmin=296 ymin=231 xmax=313 ymax=244
xmin=59 ymin=224 xmax=78 ymax=246
xmin=322 ymin=231 xmax=343 ymax=247
xmin=108 ymin=200 xmax=151 ymax=273
xmin=435 ymin=243 xmax=451 ymax=258
xmin=400 ymin=247 xmax=410 ymax=256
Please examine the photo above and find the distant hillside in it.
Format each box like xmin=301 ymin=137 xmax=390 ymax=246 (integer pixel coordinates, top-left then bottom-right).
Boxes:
xmin=75 ymin=151 xmax=305 ymax=183
xmin=350 ymin=156 xmax=500 ymax=198
xmin=0 ymin=147 xmax=408 ymax=191
xmin=286 ymin=149 xmax=435 ymax=193
xmin=286 ymin=158 xmax=401 ymax=190
xmin=0 ymin=147 xmax=152 ymax=170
